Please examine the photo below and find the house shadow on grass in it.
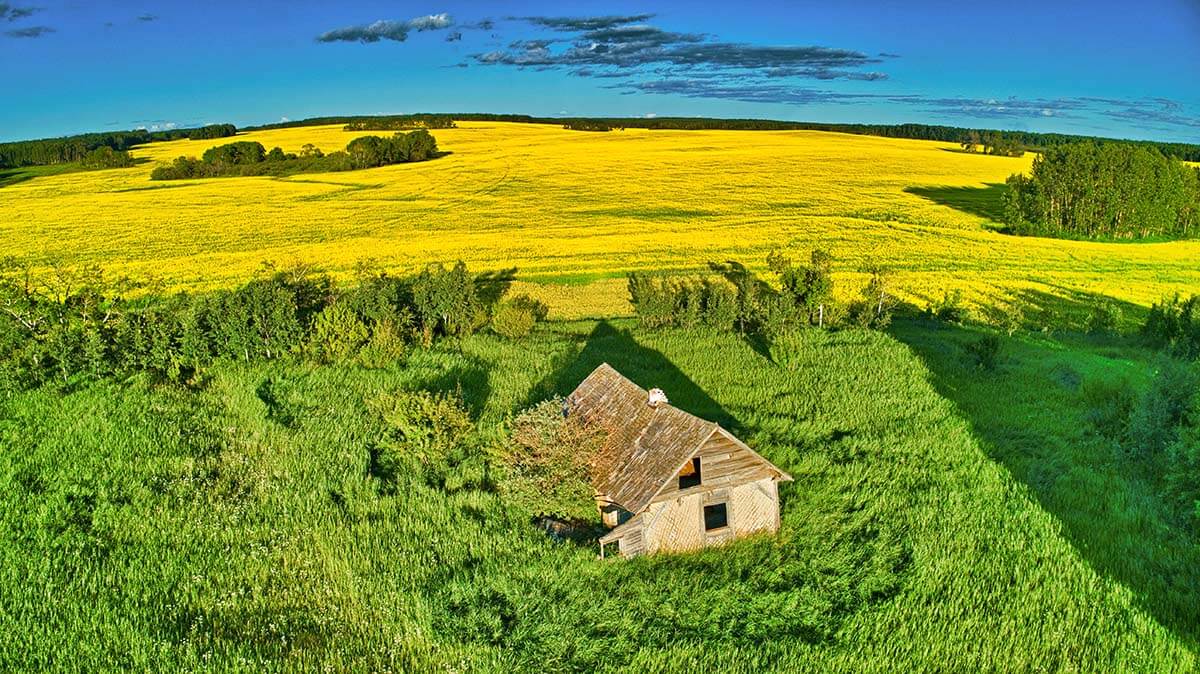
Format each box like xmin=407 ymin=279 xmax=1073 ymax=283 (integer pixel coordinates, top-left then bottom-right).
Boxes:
xmin=888 ymin=293 xmax=1200 ymax=646
xmin=525 ymin=320 xmax=735 ymax=429
xmin=905 ymin=183 xmax=1010 ymax=229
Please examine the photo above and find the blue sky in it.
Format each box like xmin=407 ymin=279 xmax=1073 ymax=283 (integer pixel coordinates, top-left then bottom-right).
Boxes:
xmin=0 ymin=0 xmax=1197 ymax=142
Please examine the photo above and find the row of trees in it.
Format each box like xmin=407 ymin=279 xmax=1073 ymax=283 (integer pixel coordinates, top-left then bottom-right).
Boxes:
xmin=959 ymin=131 xmax=1024 ymax=157
xmin=1003 ymin=142 xmax=1200 ymax=240
xmin=562 ymin=121 xmax=615 ymax=132
xmin=0 ymin=124 xmax=237 ymax=168
xmin=344 ymin=115 xmax=456 ymax=131
xmin=78 ymin=146 xmax=135 ymax=169
xmin=627 ymin=251 xmax=896 ymax=335
xmin=0 ymin=260 xmax=544 ymax=394
xmin=149 ymin=130 xmax=440 ymax=180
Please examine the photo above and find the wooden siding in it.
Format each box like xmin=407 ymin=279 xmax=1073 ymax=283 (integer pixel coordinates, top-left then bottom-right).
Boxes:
xmin=632 ymin=477 xmax=780 ymax=556
xmin=727 ymin=478 xmax=779 ymax=537
xmin=650 ymin=431 xmax=779 ymax=505
xmin=643 ymin=495 xmax=706 ymax=554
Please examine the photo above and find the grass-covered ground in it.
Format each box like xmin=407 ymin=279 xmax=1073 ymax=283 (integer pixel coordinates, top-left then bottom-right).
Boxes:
xmin=1 ymin=321 xmax=1194 ymax=671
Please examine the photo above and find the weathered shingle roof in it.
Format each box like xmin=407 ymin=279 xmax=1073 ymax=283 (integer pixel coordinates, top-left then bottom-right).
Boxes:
xmin=565 ymin=363 xmax=722 ymax=513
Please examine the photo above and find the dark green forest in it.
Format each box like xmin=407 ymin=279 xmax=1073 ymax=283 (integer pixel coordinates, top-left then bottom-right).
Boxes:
xmin=0 ymin=124 xmax=237 ymax=169
xmin=343 ymin=115 xmax=457 ymax=131
xmin=1003 ymin=143 xmax=1200 ymax=240
xmin=149 ymin=130 xmax=440 ymax=180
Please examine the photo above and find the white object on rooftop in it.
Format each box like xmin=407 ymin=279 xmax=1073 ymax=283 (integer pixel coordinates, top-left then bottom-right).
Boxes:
xmin=647 ymin=388 xmax=669 ymax=408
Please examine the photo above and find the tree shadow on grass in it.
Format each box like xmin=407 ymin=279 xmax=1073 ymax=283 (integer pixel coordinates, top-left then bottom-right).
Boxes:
xmin=523 ymin=320 xmax=735 ymax=429
xmin=974 ymin=284 xmax=1148 ymax=335
xmin=707 ymin=260 xmax=776 ymax=363
xmin=905 ymin=183 xmax=1010 ymax=228
xmin=889 ymin=297 xmax=1200 ymax=646
xmin=412 ymin=357 xmax=493 ymax=420
xmin=475 ymin=267 xmax=518 ymax=307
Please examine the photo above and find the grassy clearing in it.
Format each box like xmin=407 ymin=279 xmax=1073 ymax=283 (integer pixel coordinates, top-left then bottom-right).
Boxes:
xmin=0 ymin=322 xmax=1193 ymax=671
xmin=893 ymin=317 xmax=1200 ymax=642
xmin=1 ymin=122 xmax=1197 ymax=318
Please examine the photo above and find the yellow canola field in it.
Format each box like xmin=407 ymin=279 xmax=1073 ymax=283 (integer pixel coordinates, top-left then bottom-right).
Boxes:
xmin=2 ymin=121 xmax=1197 ymax=318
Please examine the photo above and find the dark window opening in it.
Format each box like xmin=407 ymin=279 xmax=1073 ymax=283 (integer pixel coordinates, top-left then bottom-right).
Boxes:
xmin=678 ymin=457 xmax=702 ymax=489
xmin=704 ymin=503 xmax=728 ymax=531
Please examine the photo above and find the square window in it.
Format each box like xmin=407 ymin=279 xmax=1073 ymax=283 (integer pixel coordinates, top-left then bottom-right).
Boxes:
xmin=678 ymin=457 xmax=702 ymax=490
xmin=704 ymin=503 xmax=728 ymax=531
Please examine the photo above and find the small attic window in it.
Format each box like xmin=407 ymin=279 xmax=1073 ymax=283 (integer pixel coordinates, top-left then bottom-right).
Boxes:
xmin=704 ymin=503 xmax=728 ymax=531
xmin=678 ymin=457 xmax=702 ymax=490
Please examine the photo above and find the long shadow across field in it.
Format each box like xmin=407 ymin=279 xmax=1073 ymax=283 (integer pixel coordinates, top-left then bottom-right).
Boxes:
xmin=905 ymin=183 xmax=1009 ymax=226
xmin=526 ymin=320 xmax=735 ymax=429
xmin=889 ymin=302 xmax=1200 ymax=646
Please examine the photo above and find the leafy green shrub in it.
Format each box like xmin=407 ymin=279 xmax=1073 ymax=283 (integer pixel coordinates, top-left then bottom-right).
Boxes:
xmin=507 ymin=294 xmax=549 ymax=321
xmin=928 ymin=290 xmax=968 ymax=324
xmin=1126 ymin=360 xmax=1197 ymax=458
xmin=628 ymin=273 xmax=745 ymax=332
xmin=307 ymin=303 xmax=368 ymax=363
xmin=964 ymin=334 xmax=1001 ymax=371
xmin=848 ymin=269 xmax=897 ymax=329
xmin=204 ymin=280 xmax=302 ymax=361
xmin=368 ymin=389 xmax=475 ymax=489
xmin=358 ymin=318 xmax=408 ymax=368
xmin=496 ymin=400 xmax=606 ymax=520
xmin=1143 ymin=294 xmax=1199 ymax=359
xmin=627 ymin=273 xmax=676 ymax=328
xmin=1165 ymin=425 xmax=1200 ymax=527
xmin=490 ymin=300 xmax=537 ymax=339
xmin=412 ymin=261 xmax=481 ymax=345
xmin=1084 ymin=300 xmax=1123 ymax=335
xmin=1080 ymin=376 xmax=1134 ymax=440
xmin=702 ymin=279 xmax=737 ymax=331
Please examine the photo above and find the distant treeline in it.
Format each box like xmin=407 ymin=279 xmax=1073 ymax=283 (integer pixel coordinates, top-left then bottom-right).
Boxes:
xmin=562 ymin=120 xmax=616 ymax=132
xmin=343 ymin=115 xmax=457 ymax=131
xmin=244 ymin=114 xmax=1200 ymax=161
xmin=150 ymin=130 xmax=439 ymax=180
xmin=0 ymin=124 xmax=237 ymax=169
xmin=1004 ymin=142 xmax=1200 ymax=240
xmin=0 ymin=261 xmax=544 ymax=393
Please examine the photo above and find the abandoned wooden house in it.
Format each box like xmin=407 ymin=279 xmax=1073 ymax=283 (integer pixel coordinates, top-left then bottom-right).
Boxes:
xmin=565 ymin=363 xmax=792 ymax=558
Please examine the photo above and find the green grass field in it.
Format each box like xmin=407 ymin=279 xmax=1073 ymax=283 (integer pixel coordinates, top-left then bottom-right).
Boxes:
xmin=1 ymin=321 xmax=1195 ymax=672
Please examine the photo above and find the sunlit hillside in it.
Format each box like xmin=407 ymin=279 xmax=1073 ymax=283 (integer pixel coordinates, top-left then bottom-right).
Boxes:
xmin=3 ymin=122 xmax=1198 ymax=317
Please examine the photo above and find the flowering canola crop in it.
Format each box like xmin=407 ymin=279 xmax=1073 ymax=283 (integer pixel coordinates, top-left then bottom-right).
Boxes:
xmin=3 ymin=122 xmax=1197 ymax=318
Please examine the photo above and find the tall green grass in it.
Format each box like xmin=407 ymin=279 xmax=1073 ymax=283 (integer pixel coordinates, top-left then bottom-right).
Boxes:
xmin=0 ymin=321 xmax=1193 ymax=671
